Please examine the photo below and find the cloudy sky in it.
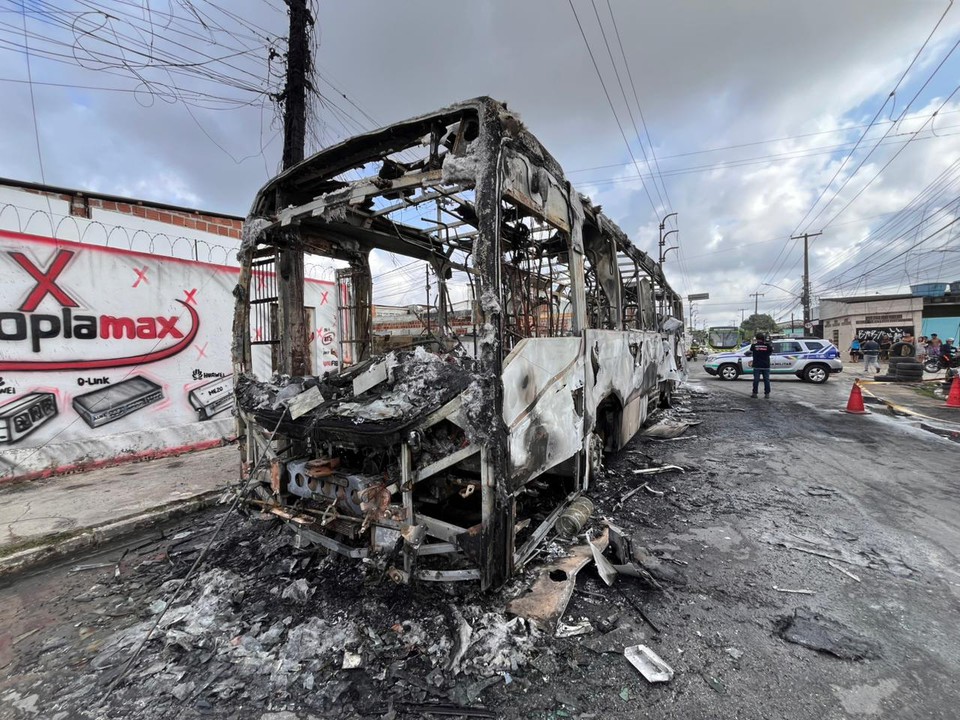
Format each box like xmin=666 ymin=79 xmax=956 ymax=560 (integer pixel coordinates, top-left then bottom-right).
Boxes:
xmin=4 ymin=0 xmax=960 ymax=327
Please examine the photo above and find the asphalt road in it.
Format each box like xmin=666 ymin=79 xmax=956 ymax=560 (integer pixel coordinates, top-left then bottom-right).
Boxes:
xmin=0 ymin=368 xmax=957 ymax=719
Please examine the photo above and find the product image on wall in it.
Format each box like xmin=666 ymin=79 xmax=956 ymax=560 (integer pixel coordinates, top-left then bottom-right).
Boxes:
xmin=188 ymin=375 xmax=234 ymax=421
xmin=72 ymin=376 xmax=164 ymax=428
xmin=0 ymin=392 xmax=58 ymax=444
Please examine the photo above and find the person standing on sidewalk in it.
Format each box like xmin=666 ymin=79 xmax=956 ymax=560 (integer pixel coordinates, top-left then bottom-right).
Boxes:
xmin=849 ymin=336 xmax=861 ymax=362
xmin=862 ymin=337 xmax=881 ymax=374
xmin=750 ymin=332 xmax=772 ymax=398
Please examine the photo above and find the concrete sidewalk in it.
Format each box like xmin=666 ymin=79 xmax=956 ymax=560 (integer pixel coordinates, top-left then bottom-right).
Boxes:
xmin=0 ymin=444 xmax=238 ymax=574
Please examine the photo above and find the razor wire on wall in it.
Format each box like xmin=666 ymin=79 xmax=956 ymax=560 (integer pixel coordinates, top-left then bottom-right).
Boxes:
xmin=0 ymin=201 xmax=338 ymax=280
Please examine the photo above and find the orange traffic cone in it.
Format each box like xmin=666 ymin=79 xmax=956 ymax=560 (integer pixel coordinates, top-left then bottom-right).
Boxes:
xmin=946 ymin=375 xmax=960 ymax=409
xmin=843 ymin=380 xmax=869 ymax=414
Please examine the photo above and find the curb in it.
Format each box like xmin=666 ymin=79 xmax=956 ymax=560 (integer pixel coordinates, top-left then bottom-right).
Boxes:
xmin=856 ymin=383 xmax=960 ymax=441
xmin=0 ymin=488 xmax=228 ymax=578
xmin=919 ymin=423 xmax=960 ymax=443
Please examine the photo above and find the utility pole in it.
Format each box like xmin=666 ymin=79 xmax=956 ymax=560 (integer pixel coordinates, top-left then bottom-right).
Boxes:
xmin=277 ymin=0 xmax=313 ymax=376
xmin=658 ymin=212 xmax=678 ymax=266
xmin=748 ymin=292 xmax=764 ymax=316
xmin=737 ymin=308 xmax=746 ymax=325
xmin=791 ymin=231 xmax=822 ymax=331
xmin=657 ymin=213 xmax=677 ymax=318
xmin=425 ymin=263 xmax=431 ymax=336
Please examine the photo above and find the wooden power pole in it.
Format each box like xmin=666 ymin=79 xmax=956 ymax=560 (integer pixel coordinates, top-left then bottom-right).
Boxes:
xmin=277 ymin=0 xmax=312 ymax=376
xmin=791 ymin=232 xmax=822 ymax=330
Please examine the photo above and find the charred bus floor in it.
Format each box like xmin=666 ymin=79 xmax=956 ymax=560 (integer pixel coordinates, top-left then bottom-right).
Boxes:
xmin=233 ymin=97 xmax=685 ymax=589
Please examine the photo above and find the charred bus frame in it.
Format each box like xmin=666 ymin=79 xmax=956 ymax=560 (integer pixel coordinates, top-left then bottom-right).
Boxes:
xmin=233 ymin=97 xmax=684 ymax=589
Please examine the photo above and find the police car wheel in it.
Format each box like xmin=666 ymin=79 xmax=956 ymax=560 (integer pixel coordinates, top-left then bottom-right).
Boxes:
xmin=803 ymin=364 xmax=829 ymax=384
xmin=718 ymin=364 xmax=740 ymax=381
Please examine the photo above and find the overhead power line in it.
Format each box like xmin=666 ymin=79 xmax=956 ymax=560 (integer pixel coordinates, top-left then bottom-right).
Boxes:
xmin=566 ymin=0 xmax=662 ymax=219
xmin=792 ymin=0 xmax=954 ymax=237
xmin=588 ymin=0 xmax=666 ymax=213
xmin=605 ymin=0 xmax=671 ymax=211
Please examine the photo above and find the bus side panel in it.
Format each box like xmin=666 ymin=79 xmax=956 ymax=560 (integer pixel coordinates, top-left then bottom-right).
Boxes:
xmin=502 ymin=337 xmax=585 ymax=488
xmin=584 ymin=329 xmax=664 ymax=448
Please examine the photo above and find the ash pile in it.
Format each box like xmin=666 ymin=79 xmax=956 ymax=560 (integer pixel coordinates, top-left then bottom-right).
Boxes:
xmin=40 ymin=396 xmax=702 ymax=720
xmin=51 ymin=516 xmax=542 ymax=720
xmin=236 ymin=347 xmax=475 ymax=438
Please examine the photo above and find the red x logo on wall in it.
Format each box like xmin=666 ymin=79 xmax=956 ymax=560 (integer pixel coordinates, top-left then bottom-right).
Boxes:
xmin=9 ymin=249 xmax=80 ymax=312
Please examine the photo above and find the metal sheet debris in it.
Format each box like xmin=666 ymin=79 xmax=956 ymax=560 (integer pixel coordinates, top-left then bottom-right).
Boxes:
xmin=589 ymin=534 xmax=617 ymax=586
xmin=288 ymin=385 xmax=324 ymax=420
xmin=624 ymin=644 xmax=674 ymax=682
xmin=352 ymin=359 xmax=390 ymax=397
xmin=555 ymin=619 xmax=594 ymax=638
xmin=507 ymin=530 xmax=608 ymax=628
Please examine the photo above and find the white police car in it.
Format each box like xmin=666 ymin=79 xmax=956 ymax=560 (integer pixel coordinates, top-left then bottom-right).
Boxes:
xmin=702 ymin=338 xmax=843 ymax=384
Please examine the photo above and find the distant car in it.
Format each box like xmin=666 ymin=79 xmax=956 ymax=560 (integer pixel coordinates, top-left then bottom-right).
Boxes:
xmin=702 ymin=338 xmax=843 ymax=384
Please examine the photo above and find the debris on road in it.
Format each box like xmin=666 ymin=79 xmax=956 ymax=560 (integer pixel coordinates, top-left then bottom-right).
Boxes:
xmin=624 ymin=644 xmax=674 ymax=683
xmin=772 ymin=586 xmax=816 ymax=595
xmin=640 ymin=419 xmax=696 ymax=439
xmin=589 ymin=533 xmax=618 ymax=586
xmin=775 ymin=609 xmax=881 ymax=660
xmin=556 ymin=496 xmax=596 ymax=537
xmin=827 ymin=560 xmax=862 ymax=582
xmin=507 ymin=531 xmax=607 ymax=629
xmin=555 ymin=619 xmax=594 ymax=638
xmin=631 ymin=465 xmax=685 ymax=476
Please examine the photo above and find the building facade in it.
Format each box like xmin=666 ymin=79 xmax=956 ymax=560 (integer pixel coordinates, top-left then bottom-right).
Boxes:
xmin=820 ymin=294 xmax=925 ymax=352
xmin=0 ymin=178 xmax=336 ymax=482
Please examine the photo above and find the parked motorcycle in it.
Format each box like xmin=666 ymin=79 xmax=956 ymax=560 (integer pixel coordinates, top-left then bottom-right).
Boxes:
xmin=923 ymin=353 xmax=960 ymax=373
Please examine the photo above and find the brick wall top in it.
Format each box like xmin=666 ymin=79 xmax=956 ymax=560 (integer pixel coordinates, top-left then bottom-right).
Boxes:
xmin=87 ymin=198 xmax=242 ymax=239
xmin=14 ymin=182 xmax=242 ymax=240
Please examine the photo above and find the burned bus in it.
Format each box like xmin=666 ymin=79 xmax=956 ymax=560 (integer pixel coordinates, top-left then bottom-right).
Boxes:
xmin=233 ymin=97 xmax=685 ymax=589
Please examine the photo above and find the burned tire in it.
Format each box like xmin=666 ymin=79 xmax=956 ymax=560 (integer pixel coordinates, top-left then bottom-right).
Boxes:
xmin=888 ymin=356 xmax=912 ymax=368
xmin=889 ymin=341 xmax=916 ymax=358
xmin=718 ymin=363 xmax=741 ymax=381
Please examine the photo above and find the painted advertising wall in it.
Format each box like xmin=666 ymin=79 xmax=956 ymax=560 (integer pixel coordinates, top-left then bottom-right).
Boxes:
xmin=0 ymin=230 xmax=337 ymax=481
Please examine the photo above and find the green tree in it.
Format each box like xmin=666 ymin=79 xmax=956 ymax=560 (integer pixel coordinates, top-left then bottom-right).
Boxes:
xmin=740 ymin=313 xmax=778 ymax=339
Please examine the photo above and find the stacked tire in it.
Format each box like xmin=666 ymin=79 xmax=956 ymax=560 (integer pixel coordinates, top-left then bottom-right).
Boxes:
xmin=886 ymin=341 xmax=923 ymax=382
